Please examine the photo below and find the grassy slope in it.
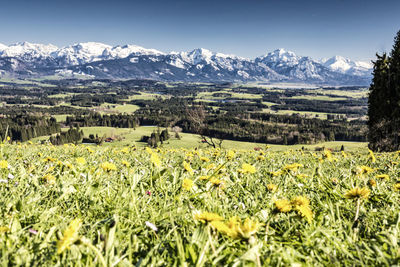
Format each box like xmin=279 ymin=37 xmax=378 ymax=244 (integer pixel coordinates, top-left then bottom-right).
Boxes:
xmin=0 ymin=144 xmax=397 ymax=265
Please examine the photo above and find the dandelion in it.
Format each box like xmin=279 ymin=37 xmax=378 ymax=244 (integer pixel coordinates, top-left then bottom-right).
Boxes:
xmin=121 ymin=160 xmax=130 ymax=167
xmin=375 ymin=174 xmax=389 ymax=180
xmin=194 ymin=211 xmax=223 ymax=223
xmin=145 ymin=147 xmax=153 ymax=154
xmin=368 ymin=149 xmax=376 ymax=163
xmin=368 ymin=179 xmax=377 ymax=187
xmin=200 ymin=156 xmax=210 ymax=162
xmin=43 ymin=174 xmax=56 ymax=184
xmin=151 ymin=153 xmax=161 ymax=167
xmin=182 ymin=178 xmax=194 ymax=191
xmin=282 ymin=163 xmax=303 ymax=172
xmin=0 ymin=226 xmax=10 ymax=234
xmin=183 ymin=161 xmax=194 ymax=175
xmin=199 ymin=175 xmax=209 ymax=180
xmin=76 ymin=157 xmax=86 ymax=165
xmin=209 ymin=177 xmax=223 ymax=187
xmin=275 ymin=199 xmax=292 ymax=212
xmin=344 ymin=187 xmax=370 ymax=200
xmin=120 ymin=147 xmax=129 ymax=154
xmin=341 ymin=151 xmax=347 ymax=158
xmin=394 ymin=183 xmax=400 ymax=191
xmin=212 ymin=217 xmax=261 ymax=240
xmin=240 ymin=163 xmax=256 ymax=174
xmin=236 ymin=218 xmax=261 ymax=239
xmin=355 ymin=166 xmax=374 ymax=175
xmin=267 ymin=184 xmax=278 ymax=192
xmin=270 ymin=170 xmax=283 ymax=177
xmin=226 ymin=150 xmax=235 ymax=160
xmin=57 ymin=218 xmax=82 ymax=254
xmin=291 ymin=196 xmax=312 ymax=223
xmin=101 ymin=162 xmax=117 ymax=172
xmin=291 ymin=196 xmax=310 ymax=207
xmin=0 ymin=160 xmax=8 ymax=169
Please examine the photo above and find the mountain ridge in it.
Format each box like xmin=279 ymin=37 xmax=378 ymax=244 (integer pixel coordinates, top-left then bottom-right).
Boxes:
xmin=0 ymin=42 xmax=373 ymax=85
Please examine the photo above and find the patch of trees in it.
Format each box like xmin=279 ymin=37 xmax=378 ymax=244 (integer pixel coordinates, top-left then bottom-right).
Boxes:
xmin=368 ymin=30 xmax=400 ymax=151
xmin=49 ymin=127 xmax=84 ymax=145
xmin=0 ymin=115 xmax=60 ymax=142
xmin=140 ymin=128 xmax=170 ymax=148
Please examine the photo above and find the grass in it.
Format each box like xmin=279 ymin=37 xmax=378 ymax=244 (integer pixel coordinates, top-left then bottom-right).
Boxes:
xmin=0 ymin=143 xmax=398 ymax=265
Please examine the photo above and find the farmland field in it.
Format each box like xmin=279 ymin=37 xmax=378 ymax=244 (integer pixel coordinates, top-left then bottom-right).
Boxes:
xmin=0 ymin=143 xmax=398 ymax=266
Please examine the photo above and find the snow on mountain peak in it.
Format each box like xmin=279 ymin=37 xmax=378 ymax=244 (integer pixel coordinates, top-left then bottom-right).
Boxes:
xmin=0 ymin=42 xmax=58 ymax=59
xmin=0 ymin=43 xmax=8 ymax=52
xmin=322 ymin=55 xmax=372 ymax=76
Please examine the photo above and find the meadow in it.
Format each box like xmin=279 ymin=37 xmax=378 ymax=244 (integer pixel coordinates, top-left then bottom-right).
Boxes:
xmin=0 ymin=142 xmax=399 ymax=266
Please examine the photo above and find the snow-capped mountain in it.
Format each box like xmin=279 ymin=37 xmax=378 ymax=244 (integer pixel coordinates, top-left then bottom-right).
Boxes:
xmin=0 ymin=42 xmax=373 ymax=85
xmin=0 ymin=42 xmax=58 ymax=61
xmin=321 ymin=55 xmax=373 ymax=77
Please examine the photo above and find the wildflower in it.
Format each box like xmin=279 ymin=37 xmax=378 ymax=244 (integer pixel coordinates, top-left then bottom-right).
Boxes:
xmin=151 ymin=153 xmax=161 ymax=167
xmin=226 ymin=150 xmax=235 ymax=160
xmin=122 ymin=160 xmax=130 ymax=167
xmin=209 ymin=177 xmax=223 ymax=187
xmin=210 ymin=220 xmax=237 ymax=238
xmin=200 ymin=157 xmax=210 ymax=162
xmin=146 ymin=191 xmax=151 ymax=196
xmin=344 ymin=187 xmax=370 ymax=200
xmin=182 ymin=178 xmax=194 ymax=191
xmin=194 ymin=212 xmax=223 ymax=223
xmin=275 ymin=199 xmax=292 ymax=212
xmin=394 ymin=183 xmax=400 ymax=191
xmin=183 ymin=161 xmax=194 ymax=175
xmin=101 ymin=162 xmax=117 ymax=172
xmin=282 ymin=163 xmax=303 ymax=172
xmin=291 ymin=196 xmax=310 ymax=207
xmin=43 ymin=174 xmax=56 ymax=184
xmin=44 ymin=157 xmax=56 ymax=162
xmin=240 ymin=163 xmax=256 ymax=174
xmin=368 ymin=149 xmax=376 ymax=163
xmin=121 ymin=147 xmax=129 ymax=154
xmin=270 ymin=170 xmax=283 ymax=176
xmin=291 ymin=196 xmax=312 ymax=223
xmin=212 ymin=217 xmax=261 ymax=240
xmin=323 ymin=149 xmax=333 ymax=162
xmin=76 ymin=157 xmax=86 ymax=165
xmin=257 ymin=155 xmax=265 ymax=161
xmin=0 ymin=160 xmax=8 ymax=169
xmin=267 ymin=184 xmax=278 ymax=192
xmin=341 ymin=151 xmax=347 ymax=158
xmin=199 ymin=175 xmax=209 ymax=180
xmin=57 ymin=218 xmax=82 ymax=254
xmin=355 ymin=166 xmax=374 ymax=175
xmin=375 ymin=174 xmax=389 ymax=180
xmin=236 ymin=218 xmax=261 ymax=239
xmin=368 ymin=179 xmax=377 ymax=187
xmin=145 ymin=221 xmax=158 ymax=232
xmin=206 ymin=163 xmax=215 ymax=170
xmin=145 ymin=147 xmax=153 ymax=154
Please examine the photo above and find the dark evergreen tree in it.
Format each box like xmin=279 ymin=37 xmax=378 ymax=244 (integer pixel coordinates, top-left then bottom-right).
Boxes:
xmin=369 ymin=30 xmax=400 ymax=151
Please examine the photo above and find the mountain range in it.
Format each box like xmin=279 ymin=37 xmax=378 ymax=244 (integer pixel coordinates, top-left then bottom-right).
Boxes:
xmin=0 ymin=42 xmax=373 ymax=85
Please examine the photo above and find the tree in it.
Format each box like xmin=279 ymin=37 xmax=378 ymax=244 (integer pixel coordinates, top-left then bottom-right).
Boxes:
xmin=368 ymin=30 xmax=400 ymax=151
xmin=185 ymin=105 xmax=224 ymax=149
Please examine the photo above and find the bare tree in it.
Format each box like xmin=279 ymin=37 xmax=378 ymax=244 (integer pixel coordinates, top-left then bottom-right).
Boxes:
xmin=185 ymin=105 xmax=223 ymax=149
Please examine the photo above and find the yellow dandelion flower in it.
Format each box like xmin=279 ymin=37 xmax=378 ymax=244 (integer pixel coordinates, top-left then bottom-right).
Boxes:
xmin=267 ymin=184 xmax=278 ymax=192
xmin=394 ymin=183 xmax=400 ymax=191
xmin=237 ymin=218 xmax=261 ymax=239
xmin=291 ymin=196 xmax=310 ymax=207
xmin=199 ymin=175 xmax=209 ymax=180
xmin=275 ymin=199 xmax=292 ymax=212
xmin=355 ymin=166 xmax=374 ymax=175
xmin=295 ymin=205 xmax=313 ymax=223
xmin=43 ymin=174 xmax=56 ymax=184
xmin=341 ymin=151 xmax=347 ymax=158
xmin=44 ymin=157 xmax=56 ymax=162
xmin=182 ymin=178 xmax=194 ymax=191
xmin=145 ymin=147 xmax=153 ymax=154
xmin=344 ymin=187 xmax=370 ymax=200
xmin=209 ymin=177 xmax=223 ymax=187
xmin=368 ymin=179 xmax=377 ymax=187
xmin=200 ymin=157 xmax=210 ymax=162
xmin=150 ymin=153 xmax=161 ymax=167
xmin=257 ymin=155 xmax=265 ymax=161
xmin=194 ymin=212 xmax=223 ymax=223
xmin=57 ymin=218 xmax=82 ymax=254
xmin=122 ymin=160 xmax=130 ymax=167
xmin=0 ymin=160 xmax=8 ymax=169
xmin=270 ymin=170 xmax=283 ymax=176
xmin=76 ymin=157 xmax=86 ymax=165
xmin=368 ymin=149 xmax=376 ymax=163
xmin=101 ymin=162 xmax=117 ymax=172
xmin=183 ymin=161 xmax=194 ymax=175
xmin=240 ymin=163 xmax=256 ymax=174
xmin=120 ymin=147 xmax=129 ymax=154
xmin=0 ymin=226 xmax=10 ymax=234
xmin=226 ymin=150 xmax=235 ymax=160
xmin=375 ymin=174 xmax=389 ymax=180
xmin=282 ymin=163 xmax=303 ymax=172
xmin=206 ymin=163 xmax=215 ymax=170
xmin=210 ymin=220 xmax=237 ymax=238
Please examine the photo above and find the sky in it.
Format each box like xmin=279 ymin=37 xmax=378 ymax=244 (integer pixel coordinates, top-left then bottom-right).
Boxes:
xmin=0 ymin=0 xmax=399 ymax=61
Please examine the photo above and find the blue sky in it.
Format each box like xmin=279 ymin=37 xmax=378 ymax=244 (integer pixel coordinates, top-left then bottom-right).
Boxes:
xmin=0 ymin=0 xmax=399 ymax=61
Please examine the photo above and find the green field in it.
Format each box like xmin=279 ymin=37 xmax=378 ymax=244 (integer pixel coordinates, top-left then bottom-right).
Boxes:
xmin=0 ymin=143 xmax=397 ymax=266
